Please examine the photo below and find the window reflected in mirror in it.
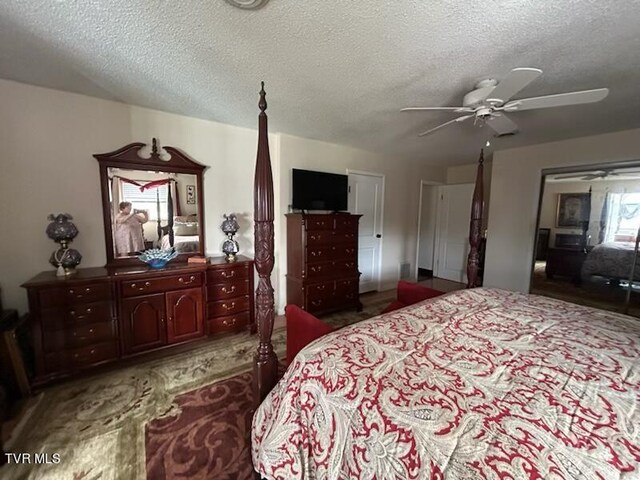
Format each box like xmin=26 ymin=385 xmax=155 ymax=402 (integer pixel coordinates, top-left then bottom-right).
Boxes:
xmin=109 ymin=168 xmax=199 ymax=258
xmin=531 ymin=164 xmax=640 ymax=318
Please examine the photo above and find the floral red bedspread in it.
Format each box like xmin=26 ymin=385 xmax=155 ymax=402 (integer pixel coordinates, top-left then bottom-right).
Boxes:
xmin=252 ymin=288 xmax=640 ymax=479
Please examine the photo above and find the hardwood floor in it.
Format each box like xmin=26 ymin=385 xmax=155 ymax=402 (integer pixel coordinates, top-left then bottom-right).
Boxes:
xmin=274 ymin=277 xmax=465 ymax=329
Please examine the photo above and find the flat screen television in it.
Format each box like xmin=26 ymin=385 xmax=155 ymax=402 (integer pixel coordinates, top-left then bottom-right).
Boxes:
xmin=292 ymin=169 xmax=348 ymax=211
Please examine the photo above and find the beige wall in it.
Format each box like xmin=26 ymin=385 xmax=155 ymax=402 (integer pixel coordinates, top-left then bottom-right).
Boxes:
xmin=276 ymin=134 xmax=446 ymax=311
xmin=0 ymin=79 xmax=276 ymax=313
xmin=0 ymin=79 xmax=447 ymax=315
xmin=484 ymin=128 xmax=640 ymax=293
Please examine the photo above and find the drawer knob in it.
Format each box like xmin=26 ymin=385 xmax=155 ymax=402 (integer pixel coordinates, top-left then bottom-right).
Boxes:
xmin=311 ymin=300 xmax=323 ymax=307
xmin=179 ymin=275 xmax=196 ymax=284
xmin=74 ymin=348 xmax=95 ymax=359
xmin=223 ymin=317 xmax=237 ymax=327
xmin=131 ymin=281 xmax=151 ymax=291
xmin=221 ymin=285 xmax=236 ymax=294
xmin=222 ymin=302 xmax=236 ymax=310
xmin=316 ymin=285 xmax=326 ymax=291
xmin=221 ymin=270 xmax=235 ymax=278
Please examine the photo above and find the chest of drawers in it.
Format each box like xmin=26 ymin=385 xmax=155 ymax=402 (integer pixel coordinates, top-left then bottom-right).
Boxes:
xmin=286 ymin=213 xmax=362 ymax=315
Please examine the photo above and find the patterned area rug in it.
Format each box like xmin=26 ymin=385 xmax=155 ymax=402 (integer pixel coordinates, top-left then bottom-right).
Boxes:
xmin=146 ymin=372 xmax=256 ymax=480
xmin=2 ymin=330 xmax=286 ymax=480
xmin=2 ymin=291 xmax=393 ymax=479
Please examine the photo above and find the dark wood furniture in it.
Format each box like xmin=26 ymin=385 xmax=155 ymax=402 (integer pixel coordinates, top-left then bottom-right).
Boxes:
xmin=286 ymin=213 xmax=362 ymax=315
xmin=545 ymin=247 xmax=592 ymax=284
xmin=94 ymin=139 xmax=206 ymax=267
xmin=536 ymin=228 xmax=550 ymax=261
xmin=555 ymin=233 xmax=584 ymax=249
xmin=22 ymin=257 xmax=254 ymax=386
xmin=466 ymin=150 xmax=484 ymax=287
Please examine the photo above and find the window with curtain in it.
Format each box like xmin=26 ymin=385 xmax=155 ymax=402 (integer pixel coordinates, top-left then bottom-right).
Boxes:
xmin=121 ymin=182 xmax=168 ymax=221
xmin=604 ymin=192 xmax=640 ymax=242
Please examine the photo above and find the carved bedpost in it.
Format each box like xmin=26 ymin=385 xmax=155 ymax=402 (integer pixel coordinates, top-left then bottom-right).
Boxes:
xmin=466 ymin=149 xmax=484 ymax=288
xmin=253 ymin=82 xmax=278 ymax=407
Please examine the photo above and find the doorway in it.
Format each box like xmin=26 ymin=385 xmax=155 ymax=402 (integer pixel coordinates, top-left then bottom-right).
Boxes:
xmin=348 ymin=170 xmax=384 ymax=293
xmin=416 ymin=182 xmax=440 ymax=281
xmin=416 ymin=182 xmax=474 ymax=284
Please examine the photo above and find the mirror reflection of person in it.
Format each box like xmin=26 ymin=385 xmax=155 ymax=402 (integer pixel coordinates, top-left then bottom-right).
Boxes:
xmin=115 ymin=201 xmax=148 ymax=256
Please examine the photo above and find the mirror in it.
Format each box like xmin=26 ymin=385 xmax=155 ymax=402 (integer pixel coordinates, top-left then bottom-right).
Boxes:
xmin=94 ymin=139 xmax=206 ymax=267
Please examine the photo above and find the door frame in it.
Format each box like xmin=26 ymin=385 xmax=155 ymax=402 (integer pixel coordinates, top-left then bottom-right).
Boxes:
xmin=415 ymin=180 xmax=443 ymax=282
xmin=346 ymin=169 xmax=385 ymax=292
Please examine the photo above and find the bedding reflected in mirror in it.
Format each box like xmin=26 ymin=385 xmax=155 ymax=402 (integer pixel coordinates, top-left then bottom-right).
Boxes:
xmin=108 ymin=168 xmax=199 ymax=257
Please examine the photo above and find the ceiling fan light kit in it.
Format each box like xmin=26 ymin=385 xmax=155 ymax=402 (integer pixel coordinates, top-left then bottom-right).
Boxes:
xmin=403 ymin=67 xmax=609 ymax=138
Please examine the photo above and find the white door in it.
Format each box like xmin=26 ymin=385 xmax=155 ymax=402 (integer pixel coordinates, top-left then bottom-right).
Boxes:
xmin=434 ymin=183 xmax=474 ymax=283
xmin=348 ymin=172 xmax=384 ymax=293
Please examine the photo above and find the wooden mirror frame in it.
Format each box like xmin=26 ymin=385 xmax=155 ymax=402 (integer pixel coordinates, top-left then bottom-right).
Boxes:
xmin=94 ymin=139 xmax=207 ymax=267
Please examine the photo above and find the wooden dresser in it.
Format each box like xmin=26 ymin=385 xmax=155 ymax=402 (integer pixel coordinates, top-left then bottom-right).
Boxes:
xmin=22 ymin=256 xmax=254 ymax=386
xmin=286 ymin=213 xmax=362 ymax=315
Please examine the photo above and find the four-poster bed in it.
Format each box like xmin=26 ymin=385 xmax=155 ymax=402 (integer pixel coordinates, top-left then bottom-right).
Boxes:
xmin=250 ymin=86 xmax=638 ymax=478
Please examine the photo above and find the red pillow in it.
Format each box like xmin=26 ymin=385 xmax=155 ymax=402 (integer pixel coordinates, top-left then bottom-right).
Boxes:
xmin=285 ymin=304 xmax=335 ymax=365
xmin=397 ymin=280 xmax=444 ymax=305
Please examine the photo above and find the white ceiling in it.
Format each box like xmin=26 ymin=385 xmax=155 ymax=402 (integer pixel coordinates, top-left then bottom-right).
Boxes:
xmin=1 ymin=1 xmax=639 ymax=166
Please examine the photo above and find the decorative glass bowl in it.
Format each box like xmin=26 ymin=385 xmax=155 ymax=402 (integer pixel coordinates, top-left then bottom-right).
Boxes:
xmin=138 ymin=249 xmax=178 ymax=268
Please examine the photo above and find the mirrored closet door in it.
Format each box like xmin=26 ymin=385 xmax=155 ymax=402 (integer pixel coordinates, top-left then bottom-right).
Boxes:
xmin=531 ymin=163 xmax=640 ymax=318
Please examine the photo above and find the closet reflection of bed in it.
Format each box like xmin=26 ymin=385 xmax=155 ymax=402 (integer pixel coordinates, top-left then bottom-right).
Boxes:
xmin=582 ymin=241 xmax=640 ymax=282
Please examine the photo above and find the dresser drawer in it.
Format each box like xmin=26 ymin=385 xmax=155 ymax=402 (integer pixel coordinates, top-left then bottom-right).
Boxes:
xmin=306 ymin=261 xmax=334 ymax=279
xmin=41 ymin=301 xmax=113 ymax=331
xmin=207 ymin=280 xmax=249 ymax=301
xmin=305 ymin=215 xmax=334 ymax=231
xmin=306 ymin=295 xmax=338 ymax=313
xmin=333 ymin=260 xmax=358 ymax=276
xmin=39 ymin=283 xmax=112 ymax=308
xmin=306 ymin=280 xmax=335 ymax=302
xmin=331 ymin=245 xmax=357 ymax=260
xmin=336 ymin=277 xmax=359 ymax=294
xmin=121 ymin=272 xmax=203 ymax=297
xmin=42 ymin=320 xmax=116 ymax=353
xmin=207 ymin=312 xmax=249 ymax=335
xmin=306 ymin=246 xmax=334 ymax=262
xmin=332 ymin=231 xmax=357 ymax=244
xmin=334 ymin=215 xmax=359 ymax=231
xmin=306 ymin=231 xmax=333 ymax=246
xmin=43 ymin=341 xmax=118 ymax=373
xmin=207 ymin=265 xmax=249 ymax=283
xmin=335 ymin=289 xmax=358 ymax=305
xmin=207 ymin=296 xmax=250 ymax=317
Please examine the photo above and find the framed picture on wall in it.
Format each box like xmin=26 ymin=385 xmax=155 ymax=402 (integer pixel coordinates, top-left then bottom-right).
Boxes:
xmin=186 ymin=184 xmax=196 ymax=204
xmin=556 ymin=192 xmax=590 ymax=228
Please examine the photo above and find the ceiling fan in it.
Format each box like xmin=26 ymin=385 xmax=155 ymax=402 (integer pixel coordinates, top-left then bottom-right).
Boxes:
xmin=554 ymin=168 xmax=640 ymax=181
xmin=402 ymin=68 xmax=609 ymax=137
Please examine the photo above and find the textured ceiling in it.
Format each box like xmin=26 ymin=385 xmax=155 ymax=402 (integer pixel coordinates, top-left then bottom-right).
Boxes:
xmin=1 ymin=1 xmax=639 ymax=166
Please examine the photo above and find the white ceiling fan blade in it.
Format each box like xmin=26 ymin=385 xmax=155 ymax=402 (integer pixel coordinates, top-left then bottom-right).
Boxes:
xmin=418 ymin=114 xmax=474 ymax=137
xmin=503 ymin=88 xmax=609 ymax=112
xmin=401 ymin=106 xmax=474 ymax=113
xmin=554 ymin=173 xmax=592 ymax=180
xmin=485 ymin=68 xmax=542 ymax=104
xmin=486 ymin=113 xmax=519 ymax=135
